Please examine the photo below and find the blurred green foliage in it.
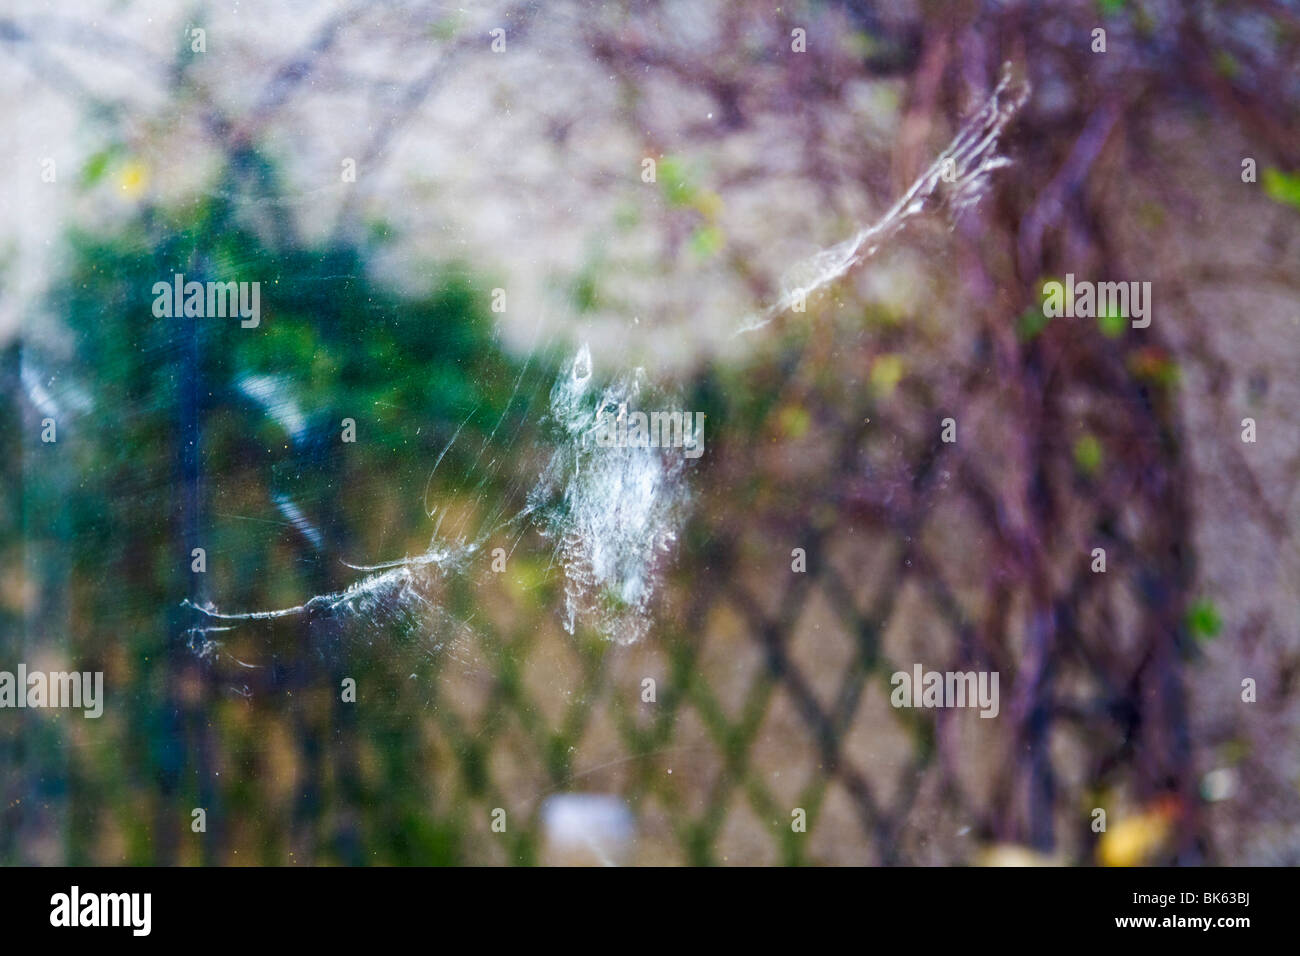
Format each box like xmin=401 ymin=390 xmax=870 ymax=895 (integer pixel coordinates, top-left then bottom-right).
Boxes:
xmin=6 ymin=158 xmax=564 ymax=864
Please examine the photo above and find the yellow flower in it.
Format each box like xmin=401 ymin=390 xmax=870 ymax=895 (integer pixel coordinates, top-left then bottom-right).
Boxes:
xmin=976 ymin=845 xmax=1064 ymax=867
xmin=869 ymin=354 xmax=905 ymax=398
xmin=117 ymin=160 xmax=148 ymax=198
xmin=1097 ymin=798 xmax=1180 ymax=867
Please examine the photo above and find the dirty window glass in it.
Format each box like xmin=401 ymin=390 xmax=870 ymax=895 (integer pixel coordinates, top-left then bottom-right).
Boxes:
xmin=3 ymin=0 xmax=1298 ymax=872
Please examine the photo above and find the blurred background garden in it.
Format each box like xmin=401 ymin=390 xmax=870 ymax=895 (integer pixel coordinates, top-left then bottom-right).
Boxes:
xmin=2 ymin=0 xmax=1299 ymax=865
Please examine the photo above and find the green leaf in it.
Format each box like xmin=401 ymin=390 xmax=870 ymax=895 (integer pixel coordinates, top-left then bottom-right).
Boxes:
xmin=1017 ymin=306 xmax=1052 ymax=341
xmin=1186 ymin=598 xmax=1223 ymax=642
xmin=658 ymin=156 xmax=696 ymax=207
xmin=1263 ymin=168 xmax=1300 ymax=211
xmin=1098 ymin=304 xmax=1126 ymax=339
xmin=80 ymin=147 xmax=118 ymax=188
xmin=1073 ymin=434 xmax=1103 ymax=476
xmin=688 ymin=224 xmax=724 ymax=259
